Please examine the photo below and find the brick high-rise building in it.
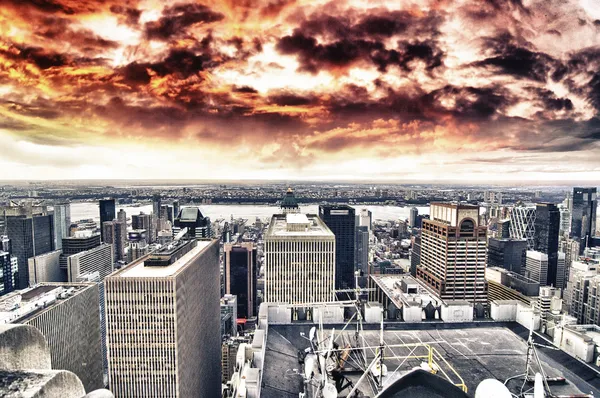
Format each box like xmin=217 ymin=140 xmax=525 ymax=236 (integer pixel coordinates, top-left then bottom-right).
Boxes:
xmin=416 ymin=203 xmax=487 ymax=305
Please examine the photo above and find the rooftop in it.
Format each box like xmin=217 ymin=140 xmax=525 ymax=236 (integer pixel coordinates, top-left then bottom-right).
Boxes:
xmin=115 ymin=239 xmax=213 ymax=278
xmin=263 ymin=323 xmax=600 ymax=398
xmin=0 ymin=283 xmax=93 ymax=324
xmin=266 ymin=214 xmax=334 ymax=238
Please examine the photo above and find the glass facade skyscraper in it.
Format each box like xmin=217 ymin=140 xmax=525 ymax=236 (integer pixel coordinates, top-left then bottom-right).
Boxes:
xmin=223 ymin=242 xmax=257 ymax=319
xmin=99 ymin=199 xmax=116 ymax=243
xmin=319 ymin=204 xmax=356 ymax=290
xmin=571 ymin=187 xmax=597 ymax=252
xmin=4 ymin=208 xmax=54 ymax=289
xmin=534 ymin=203 xmax=560 ymax=286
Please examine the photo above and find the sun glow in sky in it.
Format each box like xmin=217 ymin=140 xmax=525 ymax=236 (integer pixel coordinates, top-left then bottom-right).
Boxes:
xmin=0 ymin=0 xmax=599 ymax=181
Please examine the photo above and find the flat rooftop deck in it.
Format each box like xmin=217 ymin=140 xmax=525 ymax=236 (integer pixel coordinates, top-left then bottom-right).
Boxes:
xmin=118 ymin=240 xmax=212 ymax=278
xmin=263 ymin=323 xmax=600 ymax=398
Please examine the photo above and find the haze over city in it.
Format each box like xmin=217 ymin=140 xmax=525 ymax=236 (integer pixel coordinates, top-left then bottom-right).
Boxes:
xmin=0 ymin=0 xmax=599 ymax=181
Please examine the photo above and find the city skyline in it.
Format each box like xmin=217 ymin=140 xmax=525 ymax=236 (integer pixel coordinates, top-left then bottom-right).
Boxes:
xmin=1 ymin=0 xmax=600 ymax=181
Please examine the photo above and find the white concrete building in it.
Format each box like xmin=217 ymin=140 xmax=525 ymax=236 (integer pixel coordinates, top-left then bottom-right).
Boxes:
xmin=524 ymin=250 xmax=548 ymax=285
xmin=264 ymin=213 xmax=335 ymax=304
xmin=105 ymin=239 xmax=221 ymax=398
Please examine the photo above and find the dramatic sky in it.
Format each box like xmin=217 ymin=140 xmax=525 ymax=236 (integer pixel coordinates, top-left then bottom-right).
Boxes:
xmin=1 ymin=0 xmax=599 ymax=181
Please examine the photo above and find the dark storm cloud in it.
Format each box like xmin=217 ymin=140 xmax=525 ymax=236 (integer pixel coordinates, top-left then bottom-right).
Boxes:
xmin=232 ymin=86 xmax=259 ymax=94
xmin=267 ymin=93 xmax=316 ymax=106
xmin=527 ymin=88 xmax=574 ymax=111
xmin=0 ymin=45 xmax=69 ymax=69
xmin=144 ymin=3 xmax=224 ymax=40
xmin=109 ymin=5 xmax=142 ymax=26
xmin=276 ymin=32 xmax=445 ymax=73
xmin=475 ymin=32 xmax=561 ymax=82
xmin=276 ymin=9 xmax=445 ymax=73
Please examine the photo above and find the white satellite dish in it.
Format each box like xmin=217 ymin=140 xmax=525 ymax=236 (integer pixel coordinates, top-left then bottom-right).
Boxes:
xmin=304 ymin=354 xmax=316 ymax=380
xmin=475 ymin=379 xmax=511 ymax=398
xmin=309 ymin=326 xmax=317 ymax=342
xmin=322 ymin=382 xmax=337 ymax=398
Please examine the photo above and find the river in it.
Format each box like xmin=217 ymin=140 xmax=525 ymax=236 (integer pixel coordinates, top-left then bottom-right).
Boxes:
xmin=69 ymin=203 xmax=430 ymax=223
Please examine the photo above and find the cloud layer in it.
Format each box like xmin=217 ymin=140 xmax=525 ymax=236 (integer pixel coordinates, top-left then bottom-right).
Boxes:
xmin=0 ymin=0 xmax=599 ymax=180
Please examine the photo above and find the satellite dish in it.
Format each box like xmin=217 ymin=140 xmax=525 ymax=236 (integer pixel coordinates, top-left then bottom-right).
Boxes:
xmin=475 ymin=379 xmax=511 ymax=398
xmin=322 ymin=382 xmax=337 ymax=398
xmin=309 ymin=327 xmax=317 ymax=341
xmin=304 ymin=354 xmax=316 ymax=380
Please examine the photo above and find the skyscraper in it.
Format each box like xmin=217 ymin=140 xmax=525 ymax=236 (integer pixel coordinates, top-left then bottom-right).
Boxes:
xmin=52 ymin=203 xmax=71 ymax=250
xmin=99 ymin=199 xmax=116 ymax=243
xmin=172 ymin=207 xmax=211 ymax=239
xmin=524 ymin=251 xmax=548 ymax=285
xmin=534 ymin=203 xmax=560 ymax=286
xmin=28 ymin=250 xmax=63 ymax=285
xmin=117 ymin=209 xmax=126 ymax=224
xmin=509 ymin=205 xmax=536 ymax=249
xmin=359 ymin=208 xmax=373 ymax=230
xmin=0 ymin=235 xmax=17 ymax=295
xmin=280 ymin=188 xmax=300 ymax=214
xmin=487 ymin=238 xmax=527 ymax=274
xmin=319 ymin=204 xmax=356 ymax=290
xmin=132 ymin=212 xmax=152 ymax=234
xmin=102 ymin=220 xmax=126 ymax=262
xmin=355 ymin=225 xmax=369 ymax=276
xmin=106 ymin=239 xmax=221 ymax=397
xmin=3 ymin=205 xmax=55 ymax=289
xmin=571 ymin=187 xmax=597 ymax=251
xmin=416 ymin=203 xmax=487 ymax=305
xmin=408 ymin=207 xmax=418 ymax=228
xmin=264 ymin=213 xmax=335 ymax=304
xmin=223 ymin=242 xmax=257 ymax=319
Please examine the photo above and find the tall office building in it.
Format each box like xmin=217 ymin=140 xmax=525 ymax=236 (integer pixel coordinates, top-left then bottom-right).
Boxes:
xmin=416 ymin=203 xmax=487 ymax=305
xmin=106 ymin=239 xmax=221 ymax=397
xmin=487 ymin=238 xmax=527 ymax=274
xmin=52 ymin=203 xmax=71 ymax=250
xmin=223 ymin=242 xmax=257 ymax=319
xmin=28 ymin=250 xmax=63 ymax=285
xmin=534 ymin=203 xmax=560 ymax=286
xmin=172 ymin=207 xmax=211 ymax=239
xmin=571 ymin=187 xmax=597 ymax=251
xmin=355 ymin=226 xmax=369 ymax=276
xmin=566 ymin=258 xmax=600 ymax=324
xmin=524 ymin=251 xmax=548 ymax=285
xmin=62 ymin=243 xmax=114 ymax=283
xmin=319 ymin=205 xmax=356 ymax=290
xmin=557 ymin=252 xmax=566 ymax=289
xmin=151 ymin=194 xmax=161 ymax=243
xmin=117 ymin=209 xmax=126 ymax=224
xmin=172 ymin=201 xmax=180 ymax=220
xmin=99 ymin=199 xmax=116 ymax=243
xmin=408 ymin=207 xmax=418 ymax=228
xmin=62 ymin=233 xmax=101 ymax=255
xmin=280 ymin=188 xmax=300 ymax=214
xmin=102 ymin=220 xmax=126 ymax=261
xmin=497 ymin=219 xmax=511 ymax=239
xmin=3 ymin=205 xmax=55 ymax=289
xmin=0 ymin=235 xmax=17 ymax=295
xmin=359 ymin=208 xmax=373 ymax=230
xmin=0 ymin=283 xmax=104 ymax=392
xmin=509 ymin=204 xmax=536 ymax=249
xmin=409 ymin=235 xmax=421 ymax=277
xmin=559 ymin=207 xmax=571 ymax=236
xmin=0 ymin=250 xmax=16 ymax=296
xmin=132 ymin=212 xmax=152 ymax=235
xmin=265 ymin=213 xmax=335 ymax=304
